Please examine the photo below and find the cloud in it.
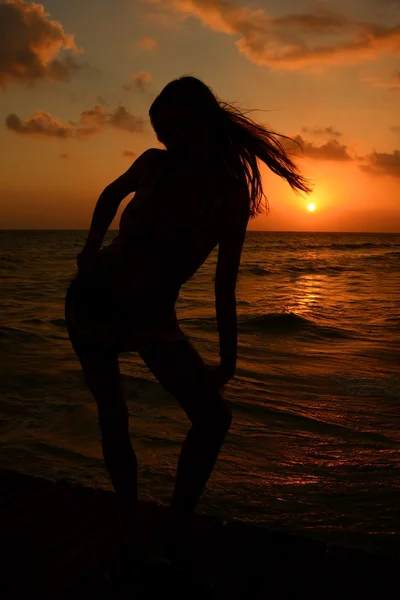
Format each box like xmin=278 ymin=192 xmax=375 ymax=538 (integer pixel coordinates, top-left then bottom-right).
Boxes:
xmin=363 ymin=71 xmax=400 ymax=91
xmin=6 ymin=111 xmax=72 ymax=138
xmin=122 ymin=150 xmax=138 ymax=158
xmin=391 ymin=126 xmax=400 ymax=133
xmin=122 ymin=71 xmax=152 ymax=92
xmin=284 ymin=135 xmax=353 ymax=161
xmin=301 ymin=126 xmax=342 ymax=137
xmin=59 ymin=153 xmax=70 ymax=159
xmin=360 ymin=150 xmax=400 ymax=178
xmin=136 ymin=36 xmax=158 ymax=51
xmin=0 ymin=0 xmax=83 ymax=90
xmin=147 ymin=1 xmax=400 ymax=70
xmin=283 ymin=132 xmax=399 ymax=176
xmin=5 ymin=104 xmax=145 ymax=138
xmin=108 ymin=106 xmax=145 ymax=132
xmin=69 ymin=104 xmax=145 ymax=134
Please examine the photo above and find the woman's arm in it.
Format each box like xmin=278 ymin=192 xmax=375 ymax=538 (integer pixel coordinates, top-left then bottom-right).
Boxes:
xmin=83 ymin=148 xmax=162 ymax=250
xmin=214 ymin=178 xmax=250 ymax=381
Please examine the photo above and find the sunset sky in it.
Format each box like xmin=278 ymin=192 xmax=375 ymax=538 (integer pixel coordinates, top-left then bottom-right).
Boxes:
xmin=0 ymin=0 xmax=399 ymax=232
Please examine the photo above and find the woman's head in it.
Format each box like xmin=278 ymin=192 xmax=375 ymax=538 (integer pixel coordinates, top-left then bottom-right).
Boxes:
xmin=149 ymin=75 xmax=312 ymax=217
xmin=149 ymin=76 xmax=222 ymax=159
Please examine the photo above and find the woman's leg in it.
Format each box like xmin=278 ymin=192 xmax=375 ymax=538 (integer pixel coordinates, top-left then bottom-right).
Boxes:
xmin=65 ymin=278 xmax=138 ymax=529
xmin=73 ymin=347 xmax=138 ymax=533
xmin=138 ymin=339 xmax=232 ymax=528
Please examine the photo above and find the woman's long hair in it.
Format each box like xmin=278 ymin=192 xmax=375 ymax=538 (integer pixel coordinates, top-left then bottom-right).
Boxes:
xmin=149 ymin=75 xmax=312 ymax=218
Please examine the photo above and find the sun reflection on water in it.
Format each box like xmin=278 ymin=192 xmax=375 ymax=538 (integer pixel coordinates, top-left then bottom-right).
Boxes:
xmin=286 ymin=274 xmax=325 ymax=316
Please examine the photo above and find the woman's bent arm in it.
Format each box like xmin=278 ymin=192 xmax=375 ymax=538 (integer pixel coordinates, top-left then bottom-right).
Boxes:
xmin=84 ymin=148 xmax=162 ymax=249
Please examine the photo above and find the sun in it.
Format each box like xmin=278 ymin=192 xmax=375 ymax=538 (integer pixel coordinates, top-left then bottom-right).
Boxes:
xmin=307 ymin=203 xmax=316 ymax=212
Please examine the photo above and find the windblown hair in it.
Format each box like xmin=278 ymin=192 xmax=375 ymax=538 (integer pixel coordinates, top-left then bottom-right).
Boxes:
xmin=149 ymin=75 xmax=312 ymax=218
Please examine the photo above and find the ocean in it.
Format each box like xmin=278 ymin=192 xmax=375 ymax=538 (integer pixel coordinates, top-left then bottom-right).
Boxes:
xmin=1 ymin=230 xmax=399 ymax=556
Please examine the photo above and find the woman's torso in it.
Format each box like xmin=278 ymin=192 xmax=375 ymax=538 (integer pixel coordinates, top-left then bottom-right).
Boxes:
xmin=100 ymin=149 xmax=229 ymax=294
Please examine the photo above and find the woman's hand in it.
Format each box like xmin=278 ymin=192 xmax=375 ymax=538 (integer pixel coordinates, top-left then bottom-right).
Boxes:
xmin=76 ymin=245 xmax=100 ymax=275
xmin=204 ymin=361 xmax=236 ymax=391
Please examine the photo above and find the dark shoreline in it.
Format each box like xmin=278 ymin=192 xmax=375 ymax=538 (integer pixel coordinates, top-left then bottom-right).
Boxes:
xmin=1 ymin=468 xmax=398 ymax=598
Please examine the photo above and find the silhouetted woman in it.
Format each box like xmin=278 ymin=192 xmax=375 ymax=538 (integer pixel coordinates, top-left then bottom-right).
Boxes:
xmin=65 ymin=75 xmax=311 ymax=569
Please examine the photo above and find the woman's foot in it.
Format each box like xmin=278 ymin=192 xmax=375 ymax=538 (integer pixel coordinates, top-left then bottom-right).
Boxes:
xmin=153 ymin=512 xmax=217 ymax=590
xmin=103 ymin=528 xmax=171 ymax=587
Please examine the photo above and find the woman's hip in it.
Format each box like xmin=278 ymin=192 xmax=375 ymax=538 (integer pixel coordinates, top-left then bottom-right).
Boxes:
xmin=64 ymin=272 xmax=182 ymax=355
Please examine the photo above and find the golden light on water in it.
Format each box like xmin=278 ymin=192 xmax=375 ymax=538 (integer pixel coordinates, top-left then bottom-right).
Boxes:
xmin=308 ymin=203 xmax=316 ymax=212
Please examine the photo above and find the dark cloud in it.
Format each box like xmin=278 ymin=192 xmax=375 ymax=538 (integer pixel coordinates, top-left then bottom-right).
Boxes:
xmin=122 ymin=150 xmax=138 ymax=158
xmin=151 ymin=1 xmax=400 ymax=70
xmin=360 ymin=150 xmax=400 ymax=178
xmin=283 ymin=135 xmax=352 ymax=161
xmin=59 ymin=153 xmax=70 ymax=159
xmin=391 ymin=126 xmax=400 ymax=133
xmin=76 ymin=104 xmax=108 ymax=127
xmin=6 ymin=104 xmax=145 ymax=138
xmin=283 ymin=132 xmax=400 ymax=177
xmin=6 ymin=111 xmax=71 ymax=138
xmin=108 ymin=106 xmax=145 ymax=132
xmin=68 ymin=104 xmax=145 ymax=134
xmin=0 ymin=0 xmax=82 ymax=90
xmin=301 ymin=126 xmax=342 ymax=137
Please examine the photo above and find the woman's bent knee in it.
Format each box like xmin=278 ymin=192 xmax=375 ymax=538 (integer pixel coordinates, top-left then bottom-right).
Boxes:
xmin=216 ymin=402 xmax=232 ymax=434
xmin=193 ymin=393 xmax=232 ymax=435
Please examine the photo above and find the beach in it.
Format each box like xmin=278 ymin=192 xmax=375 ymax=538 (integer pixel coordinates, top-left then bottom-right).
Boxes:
xmin=1 ymin=230 xmax=399 ymax=556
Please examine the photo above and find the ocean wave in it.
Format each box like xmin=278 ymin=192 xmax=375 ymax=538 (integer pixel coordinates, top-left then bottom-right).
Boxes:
xmin=19 ymin=317 xmax=66 ymax=329
xmin=361 ymin=255 xmax=389 ymax=263
xmin=326 ymin=242 xmax=394 ymax=250
xmin=385 ymin=315 xmax=400 ymax=325
xmin=1 ymin=254 xmax=20 ymax=263
xmin=240 ymin=266 xmax=273 ymax=276
xmin=183 ymin=312 xmax=354 ymax=340
xmin=0 ymin=326 xmax=46 ymax=344
xmin=48 ymin=318 xmax=67 ymax=328
xmin=229 ymin=399 xmax=393 ymax=444
xmin=242 ymin=264 xmax=347 ymax=276
xmin=287 ymin=265 xmax=345 ymax=274
xmin=20 ymin=318 xmax=44 ymax=324
xmin=240 ymin=311 xmax=354 ymax=339
xmin=264 ymin=242 xmax=400 ymax=251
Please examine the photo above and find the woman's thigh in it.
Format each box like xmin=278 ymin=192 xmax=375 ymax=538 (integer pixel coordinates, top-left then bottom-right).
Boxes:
xmin=138 ymin=339 xmax=230 ymax=426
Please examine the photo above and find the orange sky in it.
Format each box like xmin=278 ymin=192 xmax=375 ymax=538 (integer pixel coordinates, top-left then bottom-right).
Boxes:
xmin=0 ymin=0 xmax=399 ymax=232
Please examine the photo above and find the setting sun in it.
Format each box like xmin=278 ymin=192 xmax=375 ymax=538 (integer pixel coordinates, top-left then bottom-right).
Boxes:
xmin=307 ymin=203 xmax=316 ymax=212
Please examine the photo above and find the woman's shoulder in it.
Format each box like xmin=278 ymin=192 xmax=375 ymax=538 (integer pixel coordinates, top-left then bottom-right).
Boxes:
xmin=139 ymin=147 xmax=167 ymax=167
xmin=143 ymin=147 xmax=167 ymax=158
xmin=136 ymin=147 xmax=167 ymax=169
xmin=133 ymin=148 xmax=167 ymax=186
